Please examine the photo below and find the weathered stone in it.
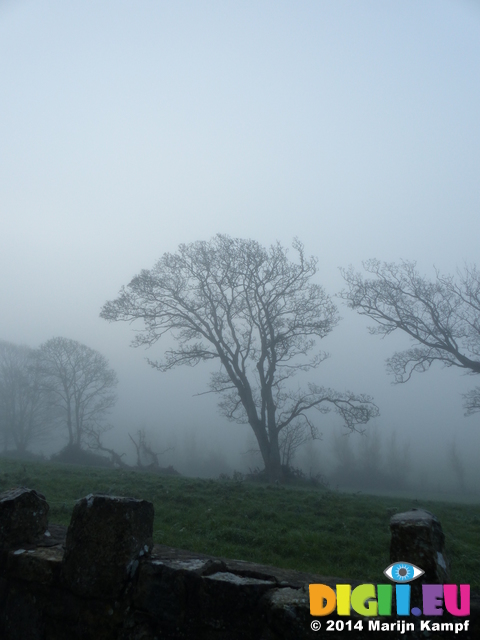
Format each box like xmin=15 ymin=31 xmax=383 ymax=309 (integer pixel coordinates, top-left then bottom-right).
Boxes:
xmin=1 ymin=494 xmax=478 ymax=640
xmin=198 ymin=570 xmax=277 ymax=636
xmin=261 ymin=586 xmax=310 ymax=639
xmin=62 ymin=494 xmax=154 ymax=598
xmin=6 ymin=545 xmax=63 ymax=585
xmin=390 ymin=509 xmax=449 ymax=585
xmin=2 ymin=588 xmax=45 ymax=640
xmin=0 ymin=487 xmax=49 ymax=547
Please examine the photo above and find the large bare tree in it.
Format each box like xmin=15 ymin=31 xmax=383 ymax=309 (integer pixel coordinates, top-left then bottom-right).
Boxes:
xmin=101 ymin=235 xmax=378 ymax=481
xmin=340 ymin=260 xmax=480 ymax=415
xmin=37 ymin=337 xmax=118 ymax=448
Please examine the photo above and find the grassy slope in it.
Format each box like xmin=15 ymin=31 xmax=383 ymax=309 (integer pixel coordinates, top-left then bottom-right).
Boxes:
xmin=1 ymin=457 xmax=478 ymax=592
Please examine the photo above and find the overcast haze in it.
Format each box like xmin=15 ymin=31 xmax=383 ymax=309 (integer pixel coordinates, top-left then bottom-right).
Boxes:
xmin=1 ymin=0 xmax=480 ymax=491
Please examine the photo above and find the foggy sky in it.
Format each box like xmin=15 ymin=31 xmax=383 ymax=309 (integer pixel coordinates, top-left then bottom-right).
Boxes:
xmin=1 ymin=1 xmax=480 ymax=487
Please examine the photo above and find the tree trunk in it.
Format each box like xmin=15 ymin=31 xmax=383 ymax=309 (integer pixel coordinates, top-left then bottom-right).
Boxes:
xmin=252 ymin=422 xmax=283 ymax=483
xmin=265 ymin=430 xmax=283 ymax=483
xmin=66 ymin=399 xmax=74 ymax=446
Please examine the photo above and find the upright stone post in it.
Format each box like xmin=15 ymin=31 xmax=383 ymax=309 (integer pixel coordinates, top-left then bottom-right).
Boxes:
xmin=389 ymin=507 xmax=449 ymax=610
xmin=0 ymin=487 xmax=49 ymax=547
xmin=62 ymin=493 xmax=154 ymax=599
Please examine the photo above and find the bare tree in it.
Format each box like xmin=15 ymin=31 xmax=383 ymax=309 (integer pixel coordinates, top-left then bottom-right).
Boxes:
xmin=37 ymin=337 xmax=118 ymax=449
xmin=0 ymin=340 xmax=55 ymax=453
xmin=87 ymin=426 xmax=129 ymax=468
xmin=101 ymin=235 xmax=378 ymax=482
xmin=340 ymin=260 xmax=480 ymax=414
xmin=279 ymin=422 xmax=319 ymax=468
xmin=128 ymin=428 xmax=173 ymax=469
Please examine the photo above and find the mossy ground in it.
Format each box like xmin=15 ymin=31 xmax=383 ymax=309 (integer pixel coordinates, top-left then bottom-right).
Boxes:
xmin=1 ymin=457 xmax=478 ymax=592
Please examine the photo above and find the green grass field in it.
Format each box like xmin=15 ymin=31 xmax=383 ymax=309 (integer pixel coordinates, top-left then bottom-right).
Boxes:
xmin=1 ymin=457 xmax=479 ymax=592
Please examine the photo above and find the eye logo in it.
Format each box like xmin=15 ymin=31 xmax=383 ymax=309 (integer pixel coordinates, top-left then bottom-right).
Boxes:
xmin=383 ymin=562 xmax=424 ymax=583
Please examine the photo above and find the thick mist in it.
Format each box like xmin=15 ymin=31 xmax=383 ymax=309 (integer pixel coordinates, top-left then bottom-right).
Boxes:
xmin=1 ymin=1 xmax=479 ymax=499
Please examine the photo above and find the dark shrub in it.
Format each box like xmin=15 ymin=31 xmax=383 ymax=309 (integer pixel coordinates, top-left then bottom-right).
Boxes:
xmin=51 ymin=444 xmax=112 ymax=468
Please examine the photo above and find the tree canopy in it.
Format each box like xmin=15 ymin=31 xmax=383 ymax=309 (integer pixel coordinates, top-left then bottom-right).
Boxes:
xmin=101 ymin=235 xmax=378 ymax=481
xmin=37 ymin=337 xmax=118 ymax=448
xmin=340 ymin=260 xmax=480 ymax=415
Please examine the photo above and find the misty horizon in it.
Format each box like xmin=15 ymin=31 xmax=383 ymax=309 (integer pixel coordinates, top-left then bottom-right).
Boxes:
xmin=1 ymin=1 xmax=479 ymax=498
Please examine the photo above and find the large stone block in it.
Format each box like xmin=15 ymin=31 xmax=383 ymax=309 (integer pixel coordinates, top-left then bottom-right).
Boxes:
xmin=0 ymin=487 xmax=49 ymax=547
xmin=62 ymin=494 xmax=154 ymax=599
xmin=389 ymin=508 xmax=449 ymax=584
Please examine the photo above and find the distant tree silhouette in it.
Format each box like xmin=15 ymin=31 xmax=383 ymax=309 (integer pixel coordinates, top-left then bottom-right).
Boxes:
xmin=340 ymin=260 xmax=480 ymax=415
xmin=0 ymin=340 xmax=55 ymax=452
xmin=37 ymin=337 xmax=117 ymax=448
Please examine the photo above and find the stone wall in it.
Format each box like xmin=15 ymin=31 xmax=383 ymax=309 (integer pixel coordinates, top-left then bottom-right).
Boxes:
xmin=0 ymin=488 xmax=478 ymax=639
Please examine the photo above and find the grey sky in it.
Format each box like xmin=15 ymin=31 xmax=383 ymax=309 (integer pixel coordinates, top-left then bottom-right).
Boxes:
xmin=1 ymin=1 xmax=479 ymax=482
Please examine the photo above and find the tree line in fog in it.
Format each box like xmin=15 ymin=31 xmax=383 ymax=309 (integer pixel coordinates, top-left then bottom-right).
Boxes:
xmin=2 ymin=236 xmax=479 ymax=484
xmin=0 ymin=337 xmax=117 ymax=455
